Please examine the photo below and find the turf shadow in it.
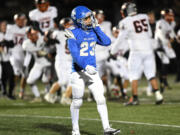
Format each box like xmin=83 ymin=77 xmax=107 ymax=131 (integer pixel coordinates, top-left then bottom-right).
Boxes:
xmin=36 ymin=123 xmax=96 ymax=135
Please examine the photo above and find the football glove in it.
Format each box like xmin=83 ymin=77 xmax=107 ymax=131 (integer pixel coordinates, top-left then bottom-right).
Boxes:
xmin=92 ymin=16 xmax=99 ymax=28
xmin=85 ymin=65 xmax=97 ymax=75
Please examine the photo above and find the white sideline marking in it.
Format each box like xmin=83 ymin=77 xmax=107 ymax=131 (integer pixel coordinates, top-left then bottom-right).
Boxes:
xmin=0 ymin=114 xmax=180 ymax=129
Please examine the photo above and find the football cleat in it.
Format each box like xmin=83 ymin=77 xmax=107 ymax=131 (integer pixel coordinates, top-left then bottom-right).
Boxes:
xmin=44 ymin=93 xmax=57 ymax=104
xmin=60 ymin=96 xmax=72 ymax=105
xmin=155 ymin=91 xmax=163 ymax=105
xmin=124 ymin=97 xmax=139 ymax=106
xmin=30 ymin=97 xmax=42 ymax=103
xmin=104 ymin=128 xmax=121 ymax=135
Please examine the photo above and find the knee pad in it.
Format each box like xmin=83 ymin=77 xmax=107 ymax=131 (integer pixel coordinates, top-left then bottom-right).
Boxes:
xmin=72 ymin=99 xmax=83 ymax=109
xmin=95 ymin=95 xmax=106 ymax=105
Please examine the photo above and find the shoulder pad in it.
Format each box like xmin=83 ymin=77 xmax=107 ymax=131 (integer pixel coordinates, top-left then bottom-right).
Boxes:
xmin=29 ymin=9 xmax=38 ymax=20
xmin=6 ymin=24 xmax=14 ymax=31
xmin=64 ymin=29 xmax=76 ymax=39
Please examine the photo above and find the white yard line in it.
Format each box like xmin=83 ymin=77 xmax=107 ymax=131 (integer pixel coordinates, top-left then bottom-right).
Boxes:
xmin=0 ymin=114 xmax=180 ymax=128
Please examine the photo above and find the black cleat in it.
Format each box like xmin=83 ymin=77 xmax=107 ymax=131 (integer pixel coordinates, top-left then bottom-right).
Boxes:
xmin=155 ymin=99 xmax=163 ymax=105
xmin=104 ymin=128 xmax=121 ymax=135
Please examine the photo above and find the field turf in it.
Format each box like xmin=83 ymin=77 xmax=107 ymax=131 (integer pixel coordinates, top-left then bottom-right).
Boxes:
xmin=0 ymin=75 xmax=180 ymax=135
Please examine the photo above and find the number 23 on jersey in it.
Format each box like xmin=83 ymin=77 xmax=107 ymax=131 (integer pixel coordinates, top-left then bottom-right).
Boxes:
xmin=80 ymin=41 xmax=96 ymax=56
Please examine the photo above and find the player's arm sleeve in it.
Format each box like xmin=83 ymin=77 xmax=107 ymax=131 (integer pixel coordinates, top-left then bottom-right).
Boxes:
xmin=67 ymin=38 xmax=88 ymax=69
xmin=1 ymin=40 xmax=14 ymax=48
xmin=52 ymin=7 xmax=58 ymax=25
xmin=111 ymin=28 xmax=128 ymax=55
xmin=93 ymin=26 xmax=111 ymax=46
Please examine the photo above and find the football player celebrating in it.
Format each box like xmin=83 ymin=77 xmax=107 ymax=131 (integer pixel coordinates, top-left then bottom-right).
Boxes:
xmin=44 ymin=17 xmax=73 ymax=105
xmin=66 ymin=6 xmax=120 ymax=135
xmin=111 ymin=2 xmax=163 ymax=105
xmin=155 ymin=9 xmax=176 ymax=92
xmin=106 ymin=26 xmax=129 ymax=99
xmin=29 ymin=0 xmax=58 ymax=35
xmin=22 ymin=27 xmax=52 ymax=102
xmin=4 ymin=13 xmax=28 ymax=98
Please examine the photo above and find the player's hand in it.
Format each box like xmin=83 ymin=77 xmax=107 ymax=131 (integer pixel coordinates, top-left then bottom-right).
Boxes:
xmin=85 ymin=65 xmax=97 ymax=75
xmin=37 ymin=50 xmax=47 ymax=57
xmin=92 ymin=15 xmax=99 ymax=28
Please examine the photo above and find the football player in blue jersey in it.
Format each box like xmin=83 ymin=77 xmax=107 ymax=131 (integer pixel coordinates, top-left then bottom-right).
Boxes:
xmin=65 ymin=6 xmax=120 ymax=135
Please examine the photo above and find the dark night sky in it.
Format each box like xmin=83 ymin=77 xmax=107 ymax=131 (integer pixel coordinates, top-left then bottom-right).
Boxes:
xmin=0 ymin=0 xmax=180 ymax=27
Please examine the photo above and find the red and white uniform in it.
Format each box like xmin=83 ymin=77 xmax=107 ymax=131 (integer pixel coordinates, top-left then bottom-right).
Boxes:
xmin=22 ymin=35 xmax=51 ymax=84
xmin=5 ymin=24 xmax=27 ymax=76
xmin=155 ymin=19 xmax=176 ymax=64
xmin=111 ymin=14 xmax=155 ymax=81
xmin=29 ymin=6 xmax=57 ymax=32
xmin=52 ymin=30 xmax=72 ymax=86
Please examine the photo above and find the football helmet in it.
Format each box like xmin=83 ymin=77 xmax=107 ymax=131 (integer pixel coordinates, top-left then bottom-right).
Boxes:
xmin=93 ymin=9 xmax=105 ymax=24
xmin=35 ymin=0 xmax=49 ymax=12
xmin=59 ymin=17 xmax=73 ymax=29
xmin=161 ymin=9 xmax=174 ymax=22
xmin=161 ymin=8 xmax=174 ymax=16
xmin=71 ymin=6 xmax=95 ymax=29
xmin=93 ymin=9 xmax=104 ymax=16
xmin=13 ymin=13 xmax=26 ymax=21
xmin=35 ymin=0 xmax=48 ymax=4
xmin=121 ymin=2 xmax=137 ymax=17
xmin=14 ymin=13 xmax=27 ymax=27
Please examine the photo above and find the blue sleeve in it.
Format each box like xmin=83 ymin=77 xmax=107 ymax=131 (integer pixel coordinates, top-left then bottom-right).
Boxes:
xmin=93 ymin=26 xmax=111 ymax=46
xmin=67 ymin=38 xmax=88 ymax=69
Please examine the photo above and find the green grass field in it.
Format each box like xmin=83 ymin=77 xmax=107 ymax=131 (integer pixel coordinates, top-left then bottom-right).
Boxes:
xmin=0 ymin=75 xmax=180 ymax=135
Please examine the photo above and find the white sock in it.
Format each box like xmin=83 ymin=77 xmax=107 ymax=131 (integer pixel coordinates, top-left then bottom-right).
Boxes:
xmin=70 ymin=102 xmax=80 ymax=131
xmin=31 ymin=85 xmax=40 ymax=97
xmin=97 ymin=104 xmax=110 ymax=130
xmin=155 ymin=90 xmax=163 ymax=101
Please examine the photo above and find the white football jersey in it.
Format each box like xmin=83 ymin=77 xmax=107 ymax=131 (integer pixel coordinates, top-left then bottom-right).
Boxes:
xmin=111 ymin=14 xmax=153 ymax=54
xmin=5 ymin=24 xmax=27 ymax=59
xmin=95 ymin=21 xmax=112 ymax=62
xmin=0 ymin=32 xmax=10 ymax=62
xmin=155 ymin=19 xmax=176 ymax=46
xmin=29 ymin=6 xmax=57 ymax=32
xmin=51 ymin=30 xmax=72 ymax=62
xmin=99 ymin=21 xmax=113 ymax=39
xmin=22 ymin=35 xmax=50 ymax=66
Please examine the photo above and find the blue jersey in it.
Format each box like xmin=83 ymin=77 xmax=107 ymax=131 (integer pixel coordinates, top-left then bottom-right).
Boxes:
xmin=67 ymin=26 xmax=111 ymax=72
